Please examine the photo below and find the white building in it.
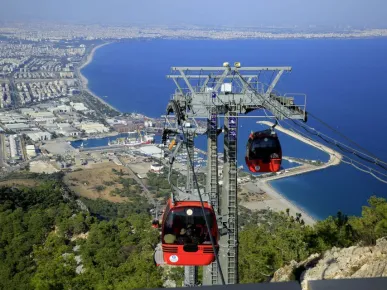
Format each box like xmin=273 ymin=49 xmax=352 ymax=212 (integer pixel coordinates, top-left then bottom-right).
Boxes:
xmin=27 ymin=131 xmax=52 ymax=142
xmin=107 ymin=118 xmax=127 ymax=126
xmin=5 ymin=123 xmax=32 ymax=131
xmin=150 ymin=163 xmax=164 ymax=173
xmin=26 ymin=145 xmax=37 ymax=157
xmin=48 ymin=104 xmax=72 ymax=113
xmin=77 ymin=122 xmax=109 ymax=134
xmin=70 ymin=102 xmax=88 ymax=111
xmin=20 ymin=108 xmax=35 ymax=115
xmin=139 ymin=145 xmax=163 ymax=159
xmin=9 ymin=135 xmax=17 ymax=158
xmin=28 ymin=111 xmax=56 ymax=119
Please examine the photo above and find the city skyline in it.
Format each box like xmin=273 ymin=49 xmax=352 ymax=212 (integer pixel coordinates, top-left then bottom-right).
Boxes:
xmin=2 ymin=0 xmax=387 ymax=28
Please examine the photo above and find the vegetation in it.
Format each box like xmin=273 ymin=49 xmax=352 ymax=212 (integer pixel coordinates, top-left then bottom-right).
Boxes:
xmin=238 ymin=196 xmax=387 ymax=283
xmin=0 ymin=177 xmax=161 ymax=289
xmin=2 ymin=169 xmax=387 ymax=288
xmin=80 ymin=91 xmax=120 ymax=118
xmin=81 ymin=196 xmax=152 ymax=220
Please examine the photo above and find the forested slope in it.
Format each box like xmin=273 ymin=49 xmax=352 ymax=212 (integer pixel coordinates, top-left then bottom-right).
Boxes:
xmin=0 ymin=174 xmax=162 ymax=290
xmin=1 ymin=172 xmax=387 ymax=288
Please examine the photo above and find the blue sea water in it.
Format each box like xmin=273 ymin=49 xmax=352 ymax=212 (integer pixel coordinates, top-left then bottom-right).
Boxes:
xmin=82 ymin=38 xmax=387 ymax=220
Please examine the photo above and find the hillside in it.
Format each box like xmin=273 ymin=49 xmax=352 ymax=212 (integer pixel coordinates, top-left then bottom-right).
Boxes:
xmin=1 ymin=172 xmax=387 ymax=289
xmin=0 ymin=173 xmax=162 ymax=290
xmin=272 ymin=238 xmax=387 ymax=289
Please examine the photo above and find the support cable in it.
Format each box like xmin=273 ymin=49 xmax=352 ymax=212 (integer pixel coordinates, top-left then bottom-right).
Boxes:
xmin=234 ymin=70 xmax=387 ymax=172
xmin=179 ymin=125 xmax=226 ymax=286
xmin=280 ymin=118 xmax=387 ymax=184
xmin=163 ymin=103 xmax=226 ymax=285
xmin=307 ymin=111 xmax=379 ymax=158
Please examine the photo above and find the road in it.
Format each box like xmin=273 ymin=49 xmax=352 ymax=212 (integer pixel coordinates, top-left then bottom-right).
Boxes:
xmin=0 ymin=134 xmax=5 ymax=168
xmin=116 ymin=155 xmax=156 ymax=206
xmin=14 ymin=78 xmax=76 ymax=83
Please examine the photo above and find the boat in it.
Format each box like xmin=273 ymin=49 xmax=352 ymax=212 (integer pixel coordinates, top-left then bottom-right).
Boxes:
xmin=108 ymin=130 xmax=154 ymax=147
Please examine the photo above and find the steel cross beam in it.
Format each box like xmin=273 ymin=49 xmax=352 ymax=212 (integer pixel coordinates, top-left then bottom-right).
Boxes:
xmin=167 ymin=66 xmax=307 ymax=121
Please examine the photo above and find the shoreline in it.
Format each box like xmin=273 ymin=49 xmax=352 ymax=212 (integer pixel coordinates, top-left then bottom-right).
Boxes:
xmin=241 ymin=180 xmax=317 ymax=225
xmin=264 ymin=180 xmax=317 ymax=225
xmin=257 ymin=121 xmax=342 ymax=182
xmin=240 ymin=121 xmax=344 ymax=225
xmin=75 ymin=45 xmax=338 ymax=226
xmin=77 ymin=42 xmax=121 ymax=113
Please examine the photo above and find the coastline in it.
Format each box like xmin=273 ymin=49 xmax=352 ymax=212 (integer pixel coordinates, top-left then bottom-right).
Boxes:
xmin=240 ymin=121 xmax=344 ymax=225
xmin=263 ymin=180 xmax=317 ymax=225
xmin=75 ymin=45 xmax=339 ymax=226
xmin=77 ymin=42 xmax=121 ymax=113
xmin=257 ymin=121 xmax=342 ymax=182
xmin=241 ymin=180 xmax=317 ymax=225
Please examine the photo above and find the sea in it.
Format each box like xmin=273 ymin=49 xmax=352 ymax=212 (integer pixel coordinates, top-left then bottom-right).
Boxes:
xmin=80 ymin=38 xmax=387 ymax=220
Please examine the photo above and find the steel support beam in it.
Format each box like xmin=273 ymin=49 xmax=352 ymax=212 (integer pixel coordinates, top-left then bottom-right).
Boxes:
xmin=185 ymin=130 xmax=195 ymax=194
xmin=219 ymin=108 xmax=238 ymax=284
xmin=184 ymin=266 xmax=198 ymax=287
xmin=203 ymin=107 xmax=220 ymax=285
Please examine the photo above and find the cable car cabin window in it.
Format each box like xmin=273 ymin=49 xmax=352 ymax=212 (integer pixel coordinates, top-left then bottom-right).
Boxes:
xmin=162 ymin=202 xmax=171 ymax=224
xmin=250 ymin=137 xmax=281 ymax=160
xmin=163 ymin=207 xmax=215 ymax=246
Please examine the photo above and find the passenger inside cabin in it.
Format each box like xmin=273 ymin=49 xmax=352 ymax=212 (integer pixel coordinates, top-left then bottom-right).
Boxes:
xmin=250 ymin=137 xmax=280 ymax=161
xmin=164 ymin=207 xmax=215 ymax=245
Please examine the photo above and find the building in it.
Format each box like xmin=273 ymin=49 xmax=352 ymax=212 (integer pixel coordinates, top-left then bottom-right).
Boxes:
xmin=9 ymin=135 xmax=17 ymax=159
xmin=56 ymin=123 xmax=80 ymax=137
xmin=113 ymin=124 xmax=131 ymax=133
xmin=4 ymin=123 xmax=32 ymax=132
xmin=48 ymin=104 xmax=72 ymax=113
xmin=107 ymin=118 xmax=127 ymax=126
xmin=150 ymin=163 xmax=164 ymax=173
xmin=26 ymin=145 xmax=37 ymax=157
xmin=26 ymin=131 xmax=52 ymax=142
xmin=28 ymin=111 xmax=56 ymax=119
xmin=19 ymin=108 xmax=35 ymax=115
xmin=70 ymin=102 xmax=88 ymax=111
xmin=77 ymin=122 xmax=109 ymax=134
xmin=139 ymin=145 xmax=163 ymax=159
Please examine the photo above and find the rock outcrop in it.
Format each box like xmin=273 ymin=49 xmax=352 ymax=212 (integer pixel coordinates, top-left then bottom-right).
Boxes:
xmin=271 ymin=237 xmax=387 ymax=290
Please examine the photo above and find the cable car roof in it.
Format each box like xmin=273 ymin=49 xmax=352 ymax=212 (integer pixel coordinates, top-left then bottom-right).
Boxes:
xmin=170 ymin=200 xmax=213 ymax=210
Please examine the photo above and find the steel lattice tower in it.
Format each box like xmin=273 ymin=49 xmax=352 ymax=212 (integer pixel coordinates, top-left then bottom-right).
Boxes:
xmin=163 ymin=63 xmax=307 ymax=286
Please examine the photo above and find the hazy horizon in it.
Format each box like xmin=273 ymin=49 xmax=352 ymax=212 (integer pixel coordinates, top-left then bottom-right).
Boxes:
xmin=2 ymin=0 xmax=387 ymax=29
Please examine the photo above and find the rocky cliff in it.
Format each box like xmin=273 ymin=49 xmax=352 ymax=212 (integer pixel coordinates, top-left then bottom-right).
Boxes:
xmin=271 ymin=237 xmax=387 ymax=290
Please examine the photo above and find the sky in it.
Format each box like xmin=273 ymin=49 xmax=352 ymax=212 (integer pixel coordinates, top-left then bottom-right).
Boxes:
xmin=2 ymin=0 xmax=387 ymax=28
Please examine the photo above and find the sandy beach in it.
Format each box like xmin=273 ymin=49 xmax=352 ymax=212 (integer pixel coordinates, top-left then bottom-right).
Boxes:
xmin=77 ymin=42 xmax=121 ymax=112
xmin=257 ymin=121 xmax=342 ymax=182
xmin=241 ymin=181 xmax=317 ymax=225
xmin=240 ymin=121 xmax=344 ymax=225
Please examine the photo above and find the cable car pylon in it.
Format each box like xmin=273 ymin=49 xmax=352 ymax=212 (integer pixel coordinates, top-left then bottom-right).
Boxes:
xmin=160 ymin=63 xmax=307 ymax=286
xmin=159 ymin=114 xmax=216 ymax=286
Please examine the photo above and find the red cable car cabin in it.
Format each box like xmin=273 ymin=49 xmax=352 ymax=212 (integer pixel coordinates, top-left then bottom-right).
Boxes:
xmin=245 ymin=129 xmax=282 ymax=173
xmin=160 ymin=198 xmax=219 ymax=266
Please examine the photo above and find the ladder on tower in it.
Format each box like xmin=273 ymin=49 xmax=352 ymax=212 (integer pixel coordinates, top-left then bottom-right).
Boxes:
xmin=208 ymin=108 xmax=220 ymax=284
xmin=225 ymin=110 xmax=238 ymax=284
